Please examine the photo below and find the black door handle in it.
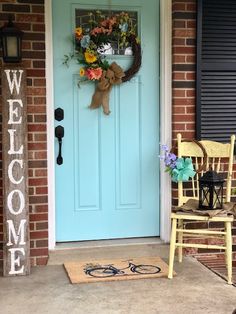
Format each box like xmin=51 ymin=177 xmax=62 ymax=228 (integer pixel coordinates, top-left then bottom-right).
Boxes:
xmin=55 ymin=125 xmax=64 ymax=165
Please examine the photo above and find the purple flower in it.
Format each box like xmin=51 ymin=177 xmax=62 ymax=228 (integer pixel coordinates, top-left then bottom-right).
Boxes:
xmin=164 ymin=155 xmax=172 ymax=166
xmin=164 ymin=152 xmax=177 ymax=166
xmin=169 ymin=161 xmax=177 ymax=169
xmin=169 ymin=153 xmax=177 ymax=161
xmin=160 ymin=143 xmax=177 ymax=171
xmin=160 ymin=144 xmax=169 ymax=152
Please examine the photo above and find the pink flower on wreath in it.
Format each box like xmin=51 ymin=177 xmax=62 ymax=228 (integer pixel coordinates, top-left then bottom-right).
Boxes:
xmin=86 ymin=67 xmax=103 ymax=80
xmin=100 ymin=17 xmax=116 ymax=35
xmin=101 ymin=17 xmax=117 ymax=28
xmin=90 ymin=27 xmax=103 ymax=36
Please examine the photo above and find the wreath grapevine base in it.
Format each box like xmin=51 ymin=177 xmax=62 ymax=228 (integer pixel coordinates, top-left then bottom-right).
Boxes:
xmin=66 ymin=11 xmax=142 ymax=115
xmin=122 ymin=34 xmax=141 ymax=83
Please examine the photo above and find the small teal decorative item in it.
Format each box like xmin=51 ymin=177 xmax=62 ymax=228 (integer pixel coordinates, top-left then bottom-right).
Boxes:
xmin=171 ymin=157 xmax=196 ymax=182
xmin=160 ymin=145 xmax=196 ymax=182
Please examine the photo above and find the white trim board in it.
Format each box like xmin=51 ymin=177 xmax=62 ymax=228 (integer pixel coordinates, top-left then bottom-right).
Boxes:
xmin=45 ymin=0 xmax=172 ymax=249
xmin=45 ymin=0 xmax=55 ymax=250
xmin=160 ymin=0 xmax=172 ymax=242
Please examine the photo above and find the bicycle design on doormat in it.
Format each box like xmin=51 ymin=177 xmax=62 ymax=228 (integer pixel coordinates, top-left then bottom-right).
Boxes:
xmin=84 ymin=261 xmax=161 ymax=278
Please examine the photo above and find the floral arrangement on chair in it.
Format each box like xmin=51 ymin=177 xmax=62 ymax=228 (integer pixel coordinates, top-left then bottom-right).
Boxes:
xmin=160 ymin=145 xmax=196 ymax=182
xmin=64 ymin=11 xmax=141 ymax=115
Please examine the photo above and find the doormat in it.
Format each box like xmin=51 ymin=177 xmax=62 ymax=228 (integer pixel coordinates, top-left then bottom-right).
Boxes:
xmin=196 ymin=255 xmax=236 ymax=286
xmin=64 ymin=256 xmax=172 ymax=284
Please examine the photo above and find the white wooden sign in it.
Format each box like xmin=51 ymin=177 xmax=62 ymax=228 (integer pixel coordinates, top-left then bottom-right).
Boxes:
xmin=2 ymin=66 xmax=30 ymax=276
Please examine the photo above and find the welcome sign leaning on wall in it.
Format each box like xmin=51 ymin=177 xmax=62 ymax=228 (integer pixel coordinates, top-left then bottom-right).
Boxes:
xmin=2 ymin=67 xmax=30 ymax=276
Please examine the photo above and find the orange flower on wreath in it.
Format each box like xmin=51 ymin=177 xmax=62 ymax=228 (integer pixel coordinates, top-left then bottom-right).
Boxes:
xmin=75 ymin=27 xmax=83 ymax=39
xmin=79 ymin=68 xmax=85 ymax=77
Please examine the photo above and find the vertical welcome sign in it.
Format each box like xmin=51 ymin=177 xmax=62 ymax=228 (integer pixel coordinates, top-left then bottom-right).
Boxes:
xmin=2 ymin=66 xmax=30 ymax=276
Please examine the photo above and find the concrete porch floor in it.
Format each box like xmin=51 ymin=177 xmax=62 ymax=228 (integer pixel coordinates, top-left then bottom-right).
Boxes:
xmin=0 ymin=241 xmax=235 ymax=314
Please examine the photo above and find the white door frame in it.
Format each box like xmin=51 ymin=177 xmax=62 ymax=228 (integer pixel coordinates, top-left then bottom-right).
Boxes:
xmin=45 ymin=0 xmax=172 ymax=249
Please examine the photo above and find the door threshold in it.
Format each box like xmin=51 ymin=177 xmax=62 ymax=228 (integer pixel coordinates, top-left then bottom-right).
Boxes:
xmin=54 ymin=237 xmax=163 ymax=251
xmin=48 ymin=237 xmax=167 ymax=266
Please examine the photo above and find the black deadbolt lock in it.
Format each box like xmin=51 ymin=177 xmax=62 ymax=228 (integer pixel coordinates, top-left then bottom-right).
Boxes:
xmin=55 ymin=125 xmax=64 ymax=165
xmin=55 ymin=108 xmax=64 ymax=121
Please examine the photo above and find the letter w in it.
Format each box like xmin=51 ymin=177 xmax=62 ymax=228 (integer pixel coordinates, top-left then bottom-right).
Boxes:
xmin=6 ymin=219 xmax=26 ymax=246
xmin=5 ymin=70 xmax=23 ymax=95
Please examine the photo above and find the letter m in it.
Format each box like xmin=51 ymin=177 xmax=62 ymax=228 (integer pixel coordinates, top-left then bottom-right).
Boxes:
xmin=6 ymin=219 xmax=26 ymax=246
xmin=4 ymin=70 xmax=23 ymax=95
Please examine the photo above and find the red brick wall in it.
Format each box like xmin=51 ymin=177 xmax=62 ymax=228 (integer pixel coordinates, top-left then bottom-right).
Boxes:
xmin=172 ymin=0 xmax=196 ymax=141
xmin=0 ymin=0 xmax=235 ymax=270
xmin=0 ymin=0 xmax=48 ymax=267
xmin=172 ymin=0 xmax=236 ymax=263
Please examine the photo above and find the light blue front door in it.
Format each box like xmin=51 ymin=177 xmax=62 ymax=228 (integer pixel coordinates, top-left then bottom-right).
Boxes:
xmin=53 ymin=0 xmax=160 ymax=242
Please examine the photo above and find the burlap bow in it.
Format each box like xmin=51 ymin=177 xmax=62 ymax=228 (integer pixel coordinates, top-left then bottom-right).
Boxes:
xmin=89 ymin=62 xmax=125 ymax=115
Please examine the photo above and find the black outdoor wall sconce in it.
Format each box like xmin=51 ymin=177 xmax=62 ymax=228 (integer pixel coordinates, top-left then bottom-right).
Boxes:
xmin=0 ymin=15 xmax=24 ymax=63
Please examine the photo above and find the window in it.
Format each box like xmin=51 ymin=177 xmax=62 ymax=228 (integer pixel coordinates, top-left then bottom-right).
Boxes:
xmin=196 ymin=0 xmax=236 ymax=142
xmin=75 ymin=9 xmax=138 ymax=56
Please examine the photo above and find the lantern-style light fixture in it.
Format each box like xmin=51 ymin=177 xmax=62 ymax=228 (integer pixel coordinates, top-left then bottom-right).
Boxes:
xmin=0 ymin=16 xmax=24 ymax=63
xmin=199 ymin=170 xmax=225 ymax=210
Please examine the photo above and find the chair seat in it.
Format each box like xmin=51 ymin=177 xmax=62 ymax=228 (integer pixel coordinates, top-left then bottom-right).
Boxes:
xmin=171 ymin=212 xmax=234 ymax=222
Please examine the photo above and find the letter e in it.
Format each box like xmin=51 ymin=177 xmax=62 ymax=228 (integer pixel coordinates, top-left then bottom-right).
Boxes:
xmin=9 ymin=248 xmax=25 ymax=275
xmin=8 ymin=99 xmax=23 ymax=125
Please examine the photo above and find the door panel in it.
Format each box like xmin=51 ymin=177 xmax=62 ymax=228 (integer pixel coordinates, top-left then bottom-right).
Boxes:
xmin=52 ymin=0 xmax=160 ymax=241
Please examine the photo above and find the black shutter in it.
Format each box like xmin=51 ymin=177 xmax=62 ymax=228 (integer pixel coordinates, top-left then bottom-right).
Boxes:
xmin=196 ymin=0 xmax=236 ymax=142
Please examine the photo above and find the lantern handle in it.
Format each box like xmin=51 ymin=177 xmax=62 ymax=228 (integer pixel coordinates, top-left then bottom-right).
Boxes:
xmin=7 ymin=15 xmax=14 ymax=27
xmin=171 ymin=139 xmax=208 ymax=173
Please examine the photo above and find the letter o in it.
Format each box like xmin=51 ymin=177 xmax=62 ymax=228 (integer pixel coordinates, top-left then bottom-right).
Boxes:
xmin=7 ymin=189 xmax=25 ymax=215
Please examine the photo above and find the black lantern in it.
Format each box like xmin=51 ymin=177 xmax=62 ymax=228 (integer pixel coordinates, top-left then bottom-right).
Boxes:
xmin=199 ymin=170 xmax=225 ymax=210
xmin=0 ymin=16 xmax=23 ymax=63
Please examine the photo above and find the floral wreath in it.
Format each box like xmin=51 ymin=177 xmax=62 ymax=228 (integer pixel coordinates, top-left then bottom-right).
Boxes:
xmin=160 ymin=145 xmax=196 ymax=183
xmin=66 ymin=11 xmax=141 ymax=115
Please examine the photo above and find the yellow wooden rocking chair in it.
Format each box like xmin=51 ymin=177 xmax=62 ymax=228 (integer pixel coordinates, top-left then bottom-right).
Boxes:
xmin=168 ymin=133 xmax=235 ymax=284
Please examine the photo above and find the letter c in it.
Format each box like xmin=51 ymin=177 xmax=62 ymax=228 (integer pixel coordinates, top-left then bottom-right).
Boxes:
xmin=8 ymin=159 xmax=24 ymax=185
